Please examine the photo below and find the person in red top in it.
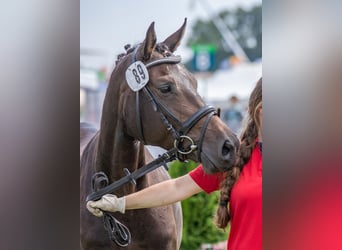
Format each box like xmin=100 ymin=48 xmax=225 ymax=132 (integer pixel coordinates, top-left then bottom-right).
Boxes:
xmin=87 ymin=78 xmax=263 ymax=250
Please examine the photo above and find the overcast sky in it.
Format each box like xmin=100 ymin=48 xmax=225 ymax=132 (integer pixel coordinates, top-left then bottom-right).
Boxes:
xmin=81 ymin=0 xmax=261 ymax=68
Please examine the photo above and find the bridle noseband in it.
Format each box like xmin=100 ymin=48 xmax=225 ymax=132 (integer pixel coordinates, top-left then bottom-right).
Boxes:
xmin=130 ymin=46 xmax=218 ymax=162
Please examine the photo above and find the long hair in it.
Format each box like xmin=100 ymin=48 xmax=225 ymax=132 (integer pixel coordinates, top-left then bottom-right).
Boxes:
xmin=215 ymin=77 xmax=262 ymax=229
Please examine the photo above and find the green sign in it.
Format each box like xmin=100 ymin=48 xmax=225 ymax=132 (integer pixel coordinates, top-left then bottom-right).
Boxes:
xmin=192 ymin=44 xmax=217 ymax=72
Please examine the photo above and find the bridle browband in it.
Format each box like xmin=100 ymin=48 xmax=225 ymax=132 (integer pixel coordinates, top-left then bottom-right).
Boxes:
xmin=132 ymin=45 xmax=218 ymax=162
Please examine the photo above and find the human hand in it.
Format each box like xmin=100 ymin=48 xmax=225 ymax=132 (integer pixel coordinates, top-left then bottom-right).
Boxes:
xmin=86 ymin=194 xmax=126 ymax=217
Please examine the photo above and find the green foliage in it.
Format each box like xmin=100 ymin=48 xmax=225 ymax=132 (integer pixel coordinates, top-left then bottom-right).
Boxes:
xmin=168 ymin=160 xmax=229 ymax=250
xmin=168 ymin=160 xmax=198 ymax=179
xmin=186 ymin=5 xmax=262 ymax=69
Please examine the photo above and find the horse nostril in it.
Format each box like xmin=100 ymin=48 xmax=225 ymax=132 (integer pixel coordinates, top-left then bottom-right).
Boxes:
xmin=222 ymin=140 xmax=232 ymax=157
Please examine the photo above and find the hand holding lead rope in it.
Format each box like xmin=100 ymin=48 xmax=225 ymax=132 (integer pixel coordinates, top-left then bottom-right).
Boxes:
xmin=87 ymin=194 xmax=126 ymax=216
xmin=87 ymin=172 xmax=131 ymax=247
xmin=85 ymin=148 xmax=178 ymax=247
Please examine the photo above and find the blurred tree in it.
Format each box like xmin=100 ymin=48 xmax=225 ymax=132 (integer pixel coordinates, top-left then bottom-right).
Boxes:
xmin=186 ymin=5 xmax=262 ymax=70
xmin=168 ymin=160 xmax=228 ymax=250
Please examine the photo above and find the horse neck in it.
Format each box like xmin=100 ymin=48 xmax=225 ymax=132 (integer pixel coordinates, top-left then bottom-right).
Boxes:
xmin=96 ymin=130 xmax=146 ymax=195
xmin=95 ymin=65 xmax=146 ymax=194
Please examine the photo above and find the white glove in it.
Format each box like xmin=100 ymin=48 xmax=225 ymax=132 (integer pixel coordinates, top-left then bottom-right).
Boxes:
xmin=86 ymin=194 xmax=126 ymax=217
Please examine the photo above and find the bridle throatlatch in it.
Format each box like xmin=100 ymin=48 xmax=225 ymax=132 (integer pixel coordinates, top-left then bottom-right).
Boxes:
xmin=87 ymin=46 xmax=218 ymax=247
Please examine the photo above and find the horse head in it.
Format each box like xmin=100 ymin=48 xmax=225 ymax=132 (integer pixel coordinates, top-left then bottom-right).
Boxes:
xmin=103 ymin=19 xmax=239 ymax=174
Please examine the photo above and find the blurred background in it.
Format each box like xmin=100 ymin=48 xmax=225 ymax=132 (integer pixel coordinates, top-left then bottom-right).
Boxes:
xmin=81 ymin=1 xmax=261 ymax=249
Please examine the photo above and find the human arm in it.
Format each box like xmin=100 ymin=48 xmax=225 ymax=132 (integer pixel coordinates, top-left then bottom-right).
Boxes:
xmin=125 ymin=173 xmax=202 ymax=209
xmin=87 ymin=173 xmax=203 ymax=216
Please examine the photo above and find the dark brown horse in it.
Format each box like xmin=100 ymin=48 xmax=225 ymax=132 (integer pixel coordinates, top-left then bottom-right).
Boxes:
xmin=80 ymin=19 xmax=240 ymax=249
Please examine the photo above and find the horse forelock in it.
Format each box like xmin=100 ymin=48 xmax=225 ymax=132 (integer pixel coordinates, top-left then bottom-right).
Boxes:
xmin=154 ymin=43 xmax=173 ymax=57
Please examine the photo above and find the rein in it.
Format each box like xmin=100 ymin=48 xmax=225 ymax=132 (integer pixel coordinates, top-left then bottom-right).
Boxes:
xmin=87 ymin=148 xmax=177 ymax=247
xmin=86 ymin=148 xmax=177 ymax=202
xmin=91 ymin=172 xmax=131 ymax=247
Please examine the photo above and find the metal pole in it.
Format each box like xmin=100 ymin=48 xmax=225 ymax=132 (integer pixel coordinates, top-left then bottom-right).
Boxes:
xmin=197 ymin=0 xmax=250 ymax=62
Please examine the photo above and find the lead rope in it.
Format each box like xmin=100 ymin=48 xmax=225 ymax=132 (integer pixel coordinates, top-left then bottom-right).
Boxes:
xmin=91 ymin=172 xmax=131 ymax=247
xmin=88 ymin=148 xmax=178 ymax=247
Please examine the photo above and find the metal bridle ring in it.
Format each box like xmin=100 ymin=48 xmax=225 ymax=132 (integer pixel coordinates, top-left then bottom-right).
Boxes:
xmin=174 ymin=135 xmax=197 ymax=155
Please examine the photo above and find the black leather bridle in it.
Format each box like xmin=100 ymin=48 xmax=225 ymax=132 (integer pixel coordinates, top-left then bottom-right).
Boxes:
xmin=132 ymin=46 xmax=218 ymax=162
xmin=87 ymin=47 xmax=220 ymax=247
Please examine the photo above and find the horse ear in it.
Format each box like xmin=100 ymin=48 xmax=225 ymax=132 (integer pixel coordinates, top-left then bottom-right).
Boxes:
xmin=162 ymin=18 xmax=187 ymax=52
xmin=141 ymin=22 xmax=157 ymax=61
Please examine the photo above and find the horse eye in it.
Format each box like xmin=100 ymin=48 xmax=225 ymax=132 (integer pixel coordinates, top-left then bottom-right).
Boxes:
xmin=159 ymin=84 xmax=172 ymax=94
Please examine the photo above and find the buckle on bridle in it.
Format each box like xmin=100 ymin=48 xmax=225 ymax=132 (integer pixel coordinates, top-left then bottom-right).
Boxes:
xmin=174 ymin=135 xmax=197 ymax=155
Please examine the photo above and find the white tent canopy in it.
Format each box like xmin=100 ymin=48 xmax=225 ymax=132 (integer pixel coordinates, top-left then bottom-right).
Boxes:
xmin=197 ymin=62 xmax=262 ymax=102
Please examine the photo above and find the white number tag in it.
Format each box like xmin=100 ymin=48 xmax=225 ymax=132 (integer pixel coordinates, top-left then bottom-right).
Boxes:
xmin=125 ymin=61 xmax=149 ymax=91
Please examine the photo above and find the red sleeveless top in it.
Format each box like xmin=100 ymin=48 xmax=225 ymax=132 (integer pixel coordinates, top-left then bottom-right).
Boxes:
xmin=189 ymin=143 xmax=262 ymax=250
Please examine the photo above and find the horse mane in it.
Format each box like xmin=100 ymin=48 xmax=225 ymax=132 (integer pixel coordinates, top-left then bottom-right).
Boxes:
xmin=115 ymin=43 xmax=173 ymax=65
